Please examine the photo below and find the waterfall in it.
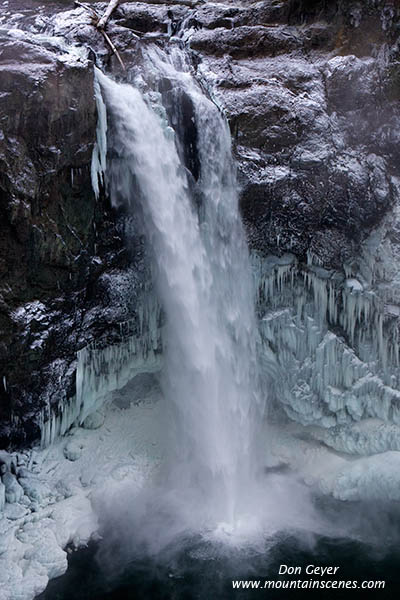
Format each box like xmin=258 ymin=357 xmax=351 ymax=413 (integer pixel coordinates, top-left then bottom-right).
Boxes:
xmin=96 ymin=49 xmax=265 ymax=538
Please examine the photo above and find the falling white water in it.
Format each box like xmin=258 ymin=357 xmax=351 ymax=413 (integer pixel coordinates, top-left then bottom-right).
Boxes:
xmin=95 ymin=51 xmax=275 ymax=542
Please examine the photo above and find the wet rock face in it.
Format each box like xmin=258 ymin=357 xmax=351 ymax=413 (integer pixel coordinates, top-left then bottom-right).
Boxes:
xmin=1 ymin=0 xmax=400 ymax=445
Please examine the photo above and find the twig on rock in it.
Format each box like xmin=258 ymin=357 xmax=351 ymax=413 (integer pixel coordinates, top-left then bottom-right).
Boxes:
xmin=74 ymin=0 xmax=126 ymax=70
xmin=102 ymin=30 xmax=126 ymax=70
xmin=74 ymin=0 xmax=98 ymax=19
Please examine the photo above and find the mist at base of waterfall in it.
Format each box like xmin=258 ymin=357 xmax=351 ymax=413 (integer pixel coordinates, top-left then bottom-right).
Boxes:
xmin=91 ymin=473 xmax=315 ymax=567
xmin=55 ymin=382 xmax=400 ymax=599
xmin=37 ymin=508 xmax=400 ymax=600
xmin=30 ymin=379 xmax=400 ymax=600
xmin=68 ymin=390 xmax=400 ymax=596
xmin=91 ymin=464 xmax=400 ymax=577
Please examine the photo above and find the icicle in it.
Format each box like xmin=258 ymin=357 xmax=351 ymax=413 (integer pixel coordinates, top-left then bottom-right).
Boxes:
xmin=91 ymin=68 xmax=108 ymax=199
xmin=254 ymin=250 xmax=400 ymax=435
xmin=76 ymin=296 xmax=162 ymax=424
xmin=39 ymin=294 xmax=163 ymax=447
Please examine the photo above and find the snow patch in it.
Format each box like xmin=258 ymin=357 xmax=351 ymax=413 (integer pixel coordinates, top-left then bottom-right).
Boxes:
xmin=0 ymin=381 xmax=164 ymax=600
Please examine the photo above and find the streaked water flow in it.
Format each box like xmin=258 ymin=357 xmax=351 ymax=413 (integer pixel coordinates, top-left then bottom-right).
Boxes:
xmin=96 ymin=48 xmax=266 ymax=543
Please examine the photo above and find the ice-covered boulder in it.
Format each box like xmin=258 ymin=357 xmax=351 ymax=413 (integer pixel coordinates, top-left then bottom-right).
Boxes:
xmin=63 ymin=440 xmax=84 ymax=462
xmin=18 ymin=475 xmax=52 ymax=504
xmin=4 ymin=503 xmax=29 ymax=521
xmin=2 ymin=472 xmax=24 ymax=504
xmin=82 ymin=410 xmax=105 ymax=430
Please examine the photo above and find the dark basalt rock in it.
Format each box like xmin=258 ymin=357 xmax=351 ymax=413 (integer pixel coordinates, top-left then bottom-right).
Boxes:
xmin=0 ymin=20 xmax=141 ymax=446
xmin=159 ymin=78 xmax=201 ymax=181
xmin=1 ymin=0 xmax=400 ymax=445
xmin=187 ymin=0 xmax=400 ymax=266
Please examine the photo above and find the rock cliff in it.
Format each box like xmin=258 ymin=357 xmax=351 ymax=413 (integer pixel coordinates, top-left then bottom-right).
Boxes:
xmin=1 ymin=0 xmax=400 ymax=445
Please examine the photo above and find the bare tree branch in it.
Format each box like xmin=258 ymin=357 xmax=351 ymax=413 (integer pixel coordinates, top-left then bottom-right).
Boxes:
xmin=74 ymin=1 xmax=126 ymax=70
xmin=74 ymin=0 xmax=98 ymax=18
xmin=102 ymin=29 xmax=126 ymax=70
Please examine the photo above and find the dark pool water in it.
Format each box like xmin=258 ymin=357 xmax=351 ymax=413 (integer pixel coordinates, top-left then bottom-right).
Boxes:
xmin=37 ymin=530 xmax=400 ymax=600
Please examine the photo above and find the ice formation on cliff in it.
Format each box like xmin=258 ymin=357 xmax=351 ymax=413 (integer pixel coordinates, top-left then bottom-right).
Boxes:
xmin=254 ymin=217 xmax=400 ymax=456
xmin=39 ymin=294 xmax=162 ymax=448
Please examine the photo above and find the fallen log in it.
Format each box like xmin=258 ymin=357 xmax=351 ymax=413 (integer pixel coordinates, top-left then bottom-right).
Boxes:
xmin=97 ymin=0 xmax=120 ymax=30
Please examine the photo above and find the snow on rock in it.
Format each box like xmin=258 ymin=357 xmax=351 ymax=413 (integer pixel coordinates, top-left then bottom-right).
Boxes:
xmin=2 ymin=473 xmax=24 ymax=504
xmin=345 ymin=278 xmax=363 ymax=292
xmin=267 ymin=424 xmax=400 ymax=503
xmin=63 ymin=440 xmax=84 ymax=462
xmin=0 ymin=518 xmax=68 ymax=600
xmin=18 ymin=475 xmax=52 ymax=505
xmin=4 ymin=504 xmax=29 ymax=521
xmin=333 ymin=452 xmax=400 ymax=502
xmin=82 ymin=410 xmax=105 ymax=430
xmin=49 ymin=494 xmax=98 ymax=550
xmin=0 ymin=518 xmax=15 ymax=556
xmin=0 ymin=382 xmax=164 ymax=600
